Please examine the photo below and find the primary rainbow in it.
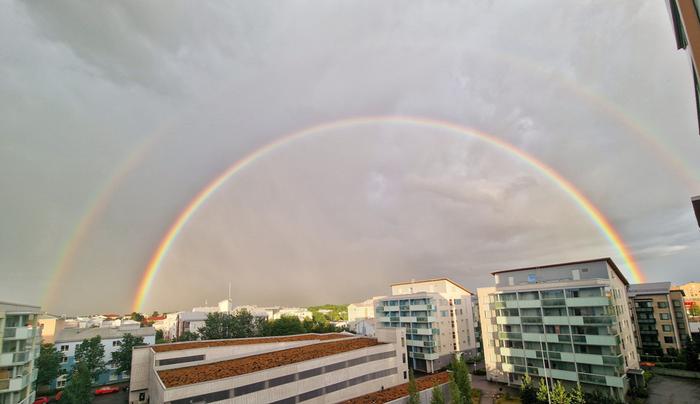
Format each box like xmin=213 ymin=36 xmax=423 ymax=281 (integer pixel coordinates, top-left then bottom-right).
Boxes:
xmin=133 ymin=115 xmax=644 ymax=311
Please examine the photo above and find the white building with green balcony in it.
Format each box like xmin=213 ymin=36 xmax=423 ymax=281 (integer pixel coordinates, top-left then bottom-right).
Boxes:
xmin=0 ymin=302 xmax=41 ymax=404
xmin=477 ymin=258 xmax=641 ymax=401
xmin=375 ymin=278 xmax=477 ymax=373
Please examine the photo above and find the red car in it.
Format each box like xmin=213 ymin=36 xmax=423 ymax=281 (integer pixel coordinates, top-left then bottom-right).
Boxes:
xmin=94 ymin=386 xmax=120 ymax=395
xmin=32 ymin=398 xmax=50 ymax=404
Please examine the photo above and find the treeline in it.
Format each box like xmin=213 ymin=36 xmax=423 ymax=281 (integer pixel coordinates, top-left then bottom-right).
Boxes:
xmin=190 ymin=309 xmax=344 ymax=341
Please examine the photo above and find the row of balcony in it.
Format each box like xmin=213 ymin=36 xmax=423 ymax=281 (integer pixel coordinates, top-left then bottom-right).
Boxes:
xmin=377 ymin=316 xmax=437 ymax=323
xmin=2 ymin=326 xmax=38 ymax=340
xmin=409 ymin=351 xmax=440 ymax=361
xmin=501 ymin=364 xmax=624 ymax=388
xmin=492 ymin=296 xmax=611 ymax=310
xmin=496 ymin=315 xmax=615 ymax=326
xmin=377 ymin=304 xmax=435 ymax=312
xmin=499 ymin=348 xmax=623 ymax=367
xmin=0 ymin=373 xmax=31 ymax=393
xmin=496 ymin=332 xmax=619 ymax=346
xmin=0 ymin=350 xmax=33 ymax=367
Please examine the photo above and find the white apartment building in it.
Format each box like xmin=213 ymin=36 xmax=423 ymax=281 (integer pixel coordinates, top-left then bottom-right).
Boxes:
xmin=0 ymin=302 xmax=41 ymax=404
xmin=129 ymin=330 xmax=408 ymax=404
xmin=53 ymin=324 xmax=156 ymax=388
xmin=376 ymin=278 xmax=477 ymax=373
xmin=154 ymin=312 xmax=207 ymax=341
xmin=348 ymin=297 xmax=384 ymax=322
xmin=478 ymin=258 xmax=641 ymax=401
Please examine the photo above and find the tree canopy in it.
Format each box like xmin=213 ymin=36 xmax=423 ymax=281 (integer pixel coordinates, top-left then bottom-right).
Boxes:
xmin=110 ymin=333 xmax=146 ymax=375
xmin=36 ymin=343 xmax=63 ymax=388
xmin=61 ymin=362 xmax=93 ymax=404
xmin=74 ymin=335 xmax=106 ymax=383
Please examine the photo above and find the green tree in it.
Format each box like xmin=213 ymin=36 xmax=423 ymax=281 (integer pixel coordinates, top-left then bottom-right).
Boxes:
xmin=536 ymin=378 xmax=549 ymax=404
xmin=451 ymin=355 xmax=472 ymax=404
xmin=683 ymin=336 xmax=700 ymax=371
xmin=268 ymin=316 xmax=306 ymax=336
xmin=151 ymin=311 xmax=160 ymax=317
xmin=110 ymin=334 xmax=145 ymax=375
xmin=130 ymin=312 xmax=145 ymax=322
xmin=74 ymin=336 xmax=106 ymax=383
xmin=61 ymin=362 xmax=93 ymax=404
xmin=431 ymin=384 xmax=445 ymax=404
xmin=155 ymin=329 xmax=166 ymax=343
xmin=568 ymin=383 xmax=585 ymax=404
xmin=449 ymin=374 xmax=463 ymax=404
xmin=302 ymin=317 xmax=337 ymax=333
xmin=408 ymin=369 xmax=420 ymax=404
xmin=198 ymin=311 xmax=258 ymax=340
xmin=36 ymin=343 xmax=63 ymax=388
xmin=551 ymin=381 xmax=570 ymax=404
xmin=519 ymin=374 xmax=538 ymax=404
xmin=175 ymin=331 xmax=199 ymax=342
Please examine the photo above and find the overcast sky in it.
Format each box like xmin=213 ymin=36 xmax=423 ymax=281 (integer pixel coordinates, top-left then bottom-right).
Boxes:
xmin=2 ymin=1 xmax=700 ymax=315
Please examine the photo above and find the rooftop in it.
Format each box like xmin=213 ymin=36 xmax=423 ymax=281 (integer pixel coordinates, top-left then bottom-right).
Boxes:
xmin=628 ymin=282 xmax=672 ymax=297
xmin=158 ymin=337 xmax=381 ymax=388
xmin=55 ymin=326 xmax=155 ymax=342
xmin=341 ymin=371 xmax=449 ymax=403
xmin=150 ymin=332 xmax=351 ymax=353
xmin=491 ymin=257 xmax=629 ymax=285
xmin=391 ymin=278 xmax=473 ymax=294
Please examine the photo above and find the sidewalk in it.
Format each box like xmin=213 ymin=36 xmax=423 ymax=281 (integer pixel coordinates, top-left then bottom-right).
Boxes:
xmin=471 ymin=374 xmax=518 ymax=404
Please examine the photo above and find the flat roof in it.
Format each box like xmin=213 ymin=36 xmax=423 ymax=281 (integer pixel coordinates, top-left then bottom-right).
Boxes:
xmin=491 ymin=257 xmax=629 ymax=286
xmin=55 ymin=326 xmax=155 ymax=343
xmin=157 ymin=337 xmax=381 ymax=388
xmin=628 ymin=282 xmax=672 ymax=297
xmin=150 ymin=333 xmax=351 ymax=353
xmin=342 ymin=371 xmax=449 ymax=403
xmin=391 ymin=278 xmax=473 ymax=294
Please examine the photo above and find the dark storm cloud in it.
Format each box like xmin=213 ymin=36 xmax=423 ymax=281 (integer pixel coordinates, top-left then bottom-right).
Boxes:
xmin=1 ymin=0 xmax=699 ymax=314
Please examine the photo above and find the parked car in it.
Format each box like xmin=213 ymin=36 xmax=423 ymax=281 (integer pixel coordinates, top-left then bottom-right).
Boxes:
xmin=94 ymin=386 xmax=120 ymax=395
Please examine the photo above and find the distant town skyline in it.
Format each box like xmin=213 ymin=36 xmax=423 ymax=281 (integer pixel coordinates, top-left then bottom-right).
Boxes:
xmin=3 ymin=1 xmax=700 ymax=314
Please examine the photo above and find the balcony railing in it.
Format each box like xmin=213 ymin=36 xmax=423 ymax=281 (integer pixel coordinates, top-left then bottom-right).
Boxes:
xmin=541 ymin=299 xmax=566 ymax=307
xmin=578 ymin=372 xmax=607 ymax=385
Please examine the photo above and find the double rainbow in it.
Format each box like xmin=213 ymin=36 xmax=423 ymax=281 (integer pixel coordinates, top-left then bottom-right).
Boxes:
xmin=133 ymin=116 xmax=644 ymax=311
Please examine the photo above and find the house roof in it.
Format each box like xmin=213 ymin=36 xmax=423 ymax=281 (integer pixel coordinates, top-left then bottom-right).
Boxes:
xmin=150 ymin=332 xmax=351 ymax=353
xmin=55 ymin=326 xmax=155 ymax=343
xmin=157 ymin=337 xmax=381 ymax=388
xmin=491 ymin=257 xmax=629 ymax=286
xmin=390 ymin=278 xmax=473 ymax=295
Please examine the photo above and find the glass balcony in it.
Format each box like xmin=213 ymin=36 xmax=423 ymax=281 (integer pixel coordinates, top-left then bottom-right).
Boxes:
xmin=582 ymin=316 xmax=614 ymax=325
xmin=578 ymin=372 xmax=607 ymax=385
xmin=498 ymin=332 xmax=522 ymax=340
xmin=522 ymin=317 xmax=543 ymax=324
xmin=541 ymin=299 xmax=566 ymax=307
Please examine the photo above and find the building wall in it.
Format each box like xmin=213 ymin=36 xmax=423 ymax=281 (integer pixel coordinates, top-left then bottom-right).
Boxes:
xmin=630 ymin=290 xmax=690 ymax=357
xmin=0 ymin=303 xmax=41 ymax=404
xmin=479 ymin=260 xmax=640 ymax=401
xmin=54 ymin=333 xmax=156 ymax=389
xmin=377 ymin=281 xmax=476 ymax=373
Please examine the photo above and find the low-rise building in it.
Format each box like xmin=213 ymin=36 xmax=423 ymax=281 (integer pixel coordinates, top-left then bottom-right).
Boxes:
xmin=0 ymin=302 xmax=41 ymax=404
xmin=376 ymin=278 xmax=477 ymax=373
xmin=478 ymin=258 xmax=641 ymax=401
xmin=628 ymin=282 xmax=691 ymax=358
xmin=348 ymin=298 xmax=383 ymax=322
xmin=128 ymin=330 xmax=408 ymax=404
xmin=53 ymin=324 xmax=155 ymax=389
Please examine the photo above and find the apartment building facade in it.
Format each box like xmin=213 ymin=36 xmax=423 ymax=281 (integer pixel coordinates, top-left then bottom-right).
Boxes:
xmin=628 ymin=282 xmax=690 ymax=357
xmin=375 ymin=279 xmax=477 ymax=373
xmin=128 ymin=331 xmax=408 ymax=404
xmin=478 ymin=258 xmax=640 ymax=401
xmin=0 ymin=302 xmax=41 ymax=404
xmin=52 ymin=324 xmax=155 ymax=389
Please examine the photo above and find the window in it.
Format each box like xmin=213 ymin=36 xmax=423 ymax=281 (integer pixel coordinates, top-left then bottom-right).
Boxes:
xmin=662 ymin=325 xmax=673 ymax=332
xmin=454 ymin=299 xmax=462 ymax=305
xmin=664 ymin=336 xmax=675 ymax=344
xmin=60 ymin=345 xmax=69 ymax=352
xmin=57 ymin=380 xmax=66 ymax=388
xmin=60 ymin=356 xmax=68 ymax=363
xmin=402 ymin=353 xmax=406 ymax=363
xmin=404 ymin=371 xmax=407 ymax=379
xmin=658 ymin=302 xmax=668 ymax=308
xmin=112 ymin=340 xmax=121 ymax=347
xmin=673 ymin=300 xmax=682 ymax=307
xmin=660 ymin=313 xmax=671 ymax=320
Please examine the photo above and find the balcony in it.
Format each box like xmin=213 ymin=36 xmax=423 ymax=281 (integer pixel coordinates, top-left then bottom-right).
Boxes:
xmin=2 ymin=327 xmax=35 ymax=340
xmin=578 ymin=372 xmax=607 ymax=385
xmin=410 ymin=352 xmax=439 ymax=360
xmin=498 ymin=332 xmax=522 ymax=340
xmin=415 ymin=316 xmax=437 ymax=323
xmin=496 ymin=316 xmax=521 ymax=325
xmin=639 ymin=330 xmax=657 ymax=335
xmin=541 ymin=299 xmax=566 ymax=307
xmin=637 ymin=318 xmax=656 ymax=324
xmin=0 ymin=374 xmax=30 ymax=392
xmin=566 ymin=296 xmax=611 ymax=307
xmin=521 ymin=317 xmax=542 ymax=324
xmin=582 ymin=316 xmax=614 ymax=325
xmin=0 ymin=351 xmax=30 ymax=366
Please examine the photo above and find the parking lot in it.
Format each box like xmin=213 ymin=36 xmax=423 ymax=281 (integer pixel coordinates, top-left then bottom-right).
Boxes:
xmin=647 ymin=374 xmax=700 ymax=404
xmin=91 ymin=384 xmax=128 ymax=404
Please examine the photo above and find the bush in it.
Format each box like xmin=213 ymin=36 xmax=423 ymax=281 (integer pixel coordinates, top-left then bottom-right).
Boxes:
xmin=629 ymin=386 xmax=649 ymax=399
xmin=654 ymin=362 xmax=686 ymax=369
xmin=643 ymin=370 xmax=653 ymax=385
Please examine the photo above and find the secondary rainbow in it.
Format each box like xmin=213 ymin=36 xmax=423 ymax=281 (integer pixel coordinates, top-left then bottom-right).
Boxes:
xmin=133 ymin=116 xmax=644 ymax=311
